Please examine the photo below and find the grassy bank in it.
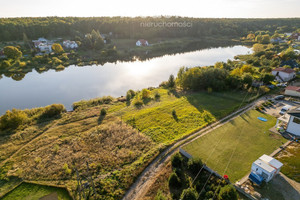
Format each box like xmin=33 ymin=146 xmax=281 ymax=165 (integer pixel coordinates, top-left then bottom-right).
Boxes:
xmin=182 ymin=110 xmax=287 ymax=182
xmin=0 ymin=88 xmax=257 ymax=199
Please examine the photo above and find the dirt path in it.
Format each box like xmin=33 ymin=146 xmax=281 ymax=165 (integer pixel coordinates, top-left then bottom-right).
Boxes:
xmin=122 ymin=98 xmax=264 ymax=200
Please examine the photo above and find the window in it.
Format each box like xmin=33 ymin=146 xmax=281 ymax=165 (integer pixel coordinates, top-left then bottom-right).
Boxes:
xmin=293 ymin=117 xmax=300 ymax=124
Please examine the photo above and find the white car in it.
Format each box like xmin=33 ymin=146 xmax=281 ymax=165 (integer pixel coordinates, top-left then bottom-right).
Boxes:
xmin=279 ymin=105 xmax=292 ymax=115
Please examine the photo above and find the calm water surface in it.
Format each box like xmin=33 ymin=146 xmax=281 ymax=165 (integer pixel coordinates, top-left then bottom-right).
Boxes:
xmin=0 ymin=45 xmax=251 ymax=114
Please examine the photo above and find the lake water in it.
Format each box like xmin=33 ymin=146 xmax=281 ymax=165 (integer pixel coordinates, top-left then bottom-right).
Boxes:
xmin=0 ymin=45 xmax=251 ymax=114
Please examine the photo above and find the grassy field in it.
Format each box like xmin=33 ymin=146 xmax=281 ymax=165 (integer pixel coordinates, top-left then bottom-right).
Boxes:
xmin=115 ymin=89 xmax=254 ymax=144
xmin=182 ymin=110 xmax=287 ymax=182
xmin=1 ymin=182 xmax=71 ymax=200
xmin=0 ymin=88 xmax=256 ymax=199
xmin=276 ymin=142 xmax=300 ymax=182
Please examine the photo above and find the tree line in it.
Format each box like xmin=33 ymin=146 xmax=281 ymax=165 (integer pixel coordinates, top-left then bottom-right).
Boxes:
xmin=0 ymin=17 xmax=300 ymax=41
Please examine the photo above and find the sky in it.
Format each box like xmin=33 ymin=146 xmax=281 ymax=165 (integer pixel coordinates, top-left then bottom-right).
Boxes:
xmin=0 ymin=0 xmax=300 ymax=18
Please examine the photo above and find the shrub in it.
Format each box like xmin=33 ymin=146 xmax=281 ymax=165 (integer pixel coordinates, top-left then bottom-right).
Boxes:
xmin=180 ymin=188 xmax=198 ymax=200
xmin=100 ymin=108 xmax=107 ymax=116
xmin=127 ymin=89 xmax=136 ymax=98
xmin=207 ymin=87 xmax=213 ymax=93
xmin=141 ymin=89 xmax=151 ymax=99
xmin=72 ymin=96 xmax=114 ymax=110
xmin=133 ymin=98 xmax=143 ymax=107
xmin=218 ymin=185 xmax=238 ymax=200
xmin=55 ymin=64 xmax=65 ymax=71
xmin=155 ymin=190 xmax=167 ymax=200
xmin=53 ymin=144 xmax=60 ymax=154
xmin=1 ymin=60 xmax=11 ymax=68
xmin=4 ymin=46 xmax=22 ymax=59
xmin=62 ymin=163 xmax=71 ymax=175
xmin=168 ymin=172 xmax=181 ymax=188
xmin=171 ymin=152 xmax=183 ymax=168
xmin=154 ymin=92 xmax=161 ymax=100
xmin=259 ymin=85 xmax=270 ymax=94
xmin=188 ymin=158 xmax=203 ymax=176
xmin=0 ymin=108 xmax=28 ymax=130
xmin=41 ymin=104 xmax=66 ymax=118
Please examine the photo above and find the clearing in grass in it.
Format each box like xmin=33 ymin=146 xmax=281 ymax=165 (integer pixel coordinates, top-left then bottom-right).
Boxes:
xmin=182 ymin=110 xmax=287 ymax=182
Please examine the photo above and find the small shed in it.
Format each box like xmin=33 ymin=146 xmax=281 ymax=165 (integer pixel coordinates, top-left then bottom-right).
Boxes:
xmin=259 ymin=154 xmax=283 ymax=175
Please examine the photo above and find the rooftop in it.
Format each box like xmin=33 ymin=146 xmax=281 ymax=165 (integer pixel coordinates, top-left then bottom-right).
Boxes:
xmin=254 ymin=159 xmax=276 ymax=173
xmin=288 ymin=107 xmax=300 ymax=118
xmin=272 ymin=67 xmax=295 ymax=74
xmin=286 ymin=86 xmax=300 ymax=92
xmin=259 ymin=154 xmax=283 ymax=169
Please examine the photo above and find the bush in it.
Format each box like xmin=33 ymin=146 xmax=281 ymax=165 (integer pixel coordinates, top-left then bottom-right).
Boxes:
xmin=259 ymin=85 xmax=270 ymax=94
xmin=0 ymin=108 xmax=28 ymax=130
xmin=168 ymin=74 xmax=176 ymax=88
xmin=133 ymin=98 xmax=143 ymax=107
xmin=100 ymin=108 xmax=107 ymax=116
xmin=141 ymin=89 xmax=151 ymax=99
xmin=188 ymin=158 xmax=203 ymax=176
xmin=154 ymin=92 xmax=161 ymax=100
xmin=180 ymin=188 xmax=198 ymax=200
xmin=41 ymin=104 xmax=66 ymax=118
xmin=127 ymin=89 xmax=136 ymax=98
xmin=1 ymin=60 xmax=11 ymax=68
xmin=72 ymin=96 xmax=114 ymax=110
xmin=218 ymin=185 xmax=238 ymax=200
xmin=62 ymin=163 xmax=71 ymax=175
xmin=168 ymin=172 xmax=181 ymax=188
xmin=171 ymin=152 xmax=183 ymax=168
xmin=155 ymin=190 xmax=167 ymax=200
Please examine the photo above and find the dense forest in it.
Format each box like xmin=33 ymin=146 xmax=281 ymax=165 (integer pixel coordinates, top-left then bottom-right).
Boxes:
xmin=1 ymin=17 xmax=300 ymax=41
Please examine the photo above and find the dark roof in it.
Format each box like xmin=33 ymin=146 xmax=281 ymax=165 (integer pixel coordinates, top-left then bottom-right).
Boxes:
xmin=288 ymin=107 xmax=300 ymax=118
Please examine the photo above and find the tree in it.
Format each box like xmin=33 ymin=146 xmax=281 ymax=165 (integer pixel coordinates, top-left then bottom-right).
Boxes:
xmin=168 ymin=74 xmax=175 ymax=88
xmin=52 ymin=43 xmax=64 ymax=54
xmin=171 ymin=152 xmax=183 ymax=168
xmin=242 ymin=73 xmax=253 ymax=88
xmin=261 ymin=73 xmax=275 ymax=84
xmin=141 ymin=89 xmax=151 ymax=99
xmin=180 ymin=188 xmax=198 ymax=200
xmin=218 ymin=185 xmax=238 ymax=200
xmin=246 ymin=33 xmax=255 ymax=40
xmin=4 ymin=46 xmax=22 ymax=59
xmin=252 ymin=43 xmax=264 ymax=53
xmin=255 ymin=35 xmax=262 ymax=43
xmin=187 ymin=158 xmax=203 ymax=175
xmin=0 ymin=109 xmax=27 ymax=130
xmin=168 ymin=172 xmax=181 ymax=188
xmin=261 ymin=34 xmax=270 ymax=44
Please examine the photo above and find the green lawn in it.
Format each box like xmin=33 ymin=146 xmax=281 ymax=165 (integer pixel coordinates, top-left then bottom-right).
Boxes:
xmin=1 ymin=182 xmax=72 ymax=200
xmin=115 ymin=89 xmax=254 ymax=144
xmin=276 ymin=142 xmax=300 ymax=182
xmin=182 ymin=110 xmax=287 ymax=182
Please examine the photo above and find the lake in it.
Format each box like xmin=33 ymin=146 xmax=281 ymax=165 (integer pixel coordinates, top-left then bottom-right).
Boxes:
xmin=0 ymin=45 xmax=251 ymax=114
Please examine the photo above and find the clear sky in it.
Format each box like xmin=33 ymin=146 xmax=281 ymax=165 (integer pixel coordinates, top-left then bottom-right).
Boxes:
xmin=1 ymin=0 xmax=300 ymax=18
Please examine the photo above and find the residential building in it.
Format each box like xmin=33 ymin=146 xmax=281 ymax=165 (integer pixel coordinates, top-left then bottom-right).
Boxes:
xmin=63 ymin=40 xmax=78 ymax=49
xmin=250 ymin=155 xmax=283 ymax=184
xmin=286 ymin=107 xmax=300 ymax=136
xmin=271 ymin=67 xmax=296 ymax=82
xmin=285 ymin=86 xmax=300 ymax=97
xmin=136 ymin=39 xmax=149 ymax=46
xmin=38 ymin=43 xmax=52 ymax=53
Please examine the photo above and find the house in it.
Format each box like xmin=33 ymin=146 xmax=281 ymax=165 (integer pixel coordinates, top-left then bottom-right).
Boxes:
xmin=63 ymin=40 xmax=78 ymax=49
xmin=285 ymin=86 xmax=300 ymax=97
xmin=32 ymin=37 xmax=48 ymax=48
xmin=136 ymin=39 xmax=149 ymax=46
xmin=271 ymin=67 xmax=296 ymax=82
xmin=250 ymin=155 xmax=283 ymax=183
xmin=38 ymin=43 xmax=52 ymax=53
xmin=286 ymin=107 xmax=300 ymax=136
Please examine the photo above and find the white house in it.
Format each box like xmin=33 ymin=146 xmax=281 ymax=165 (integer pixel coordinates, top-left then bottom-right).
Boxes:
xmin=38 ymin=43 xmax=52 ymax=53
xmin=286 ymin=107 xmax=300 ymax=136
xmin=136 ymin=39 xmax=149 ymax=46
xmin=251 ymin=155 xmax=283 ymax=183
xmin=63 ymin=40 xmax=78 ymax=49
xmin=285 ymin=86 xmax=300 ymax=97
xmin=271 ymin=67 xmax=296 ymax=82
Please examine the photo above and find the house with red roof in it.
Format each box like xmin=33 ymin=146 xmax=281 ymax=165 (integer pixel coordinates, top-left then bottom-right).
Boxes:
xmin=285 ymin=86 xmax=300 ymax=97
xmin=271 ymin=67 xmax=296 ymax=82
xmin=136 ymin=39 xmax=149 ymax=46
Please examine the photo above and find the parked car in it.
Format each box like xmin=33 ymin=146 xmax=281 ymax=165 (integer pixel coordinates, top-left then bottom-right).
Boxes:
xmin=279 ymin=105 xmax=292 ymax=115
xmin=267 ymin=85 xmax=275 ymax=89
xmin=274 ymin=95 xmax=285 ymax=100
